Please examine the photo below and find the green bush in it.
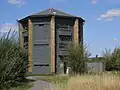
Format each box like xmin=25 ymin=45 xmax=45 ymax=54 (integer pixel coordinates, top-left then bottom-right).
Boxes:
xmin=64 ymin=43 xmax=90 ymax=75
xmin=0 ymin=31 xmax=28 ymax=89
xmin=103 ymin=47 xmax=120 ymax=71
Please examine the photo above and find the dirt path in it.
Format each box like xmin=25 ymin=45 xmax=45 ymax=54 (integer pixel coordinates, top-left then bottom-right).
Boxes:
xmin=27 ymin=77 xmax=54 ymax=90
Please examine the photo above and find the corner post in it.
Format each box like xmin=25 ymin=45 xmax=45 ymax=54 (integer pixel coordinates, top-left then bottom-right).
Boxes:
xmin=74 ymin=18 xmax=79 ymax=46
xmin=50 ymin=16 xmax=55 ymax=73
xmin=28 ymin=19 xmax=33 ymax=72
xmin=19 ymin=22 xmax=24 ymax=49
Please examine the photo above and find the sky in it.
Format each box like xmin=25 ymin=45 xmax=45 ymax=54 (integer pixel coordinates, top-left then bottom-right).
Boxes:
xmin=0 ymin=0 xmax=120 ymax=57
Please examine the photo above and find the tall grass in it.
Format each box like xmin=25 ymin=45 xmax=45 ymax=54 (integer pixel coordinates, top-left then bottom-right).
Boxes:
xmin=55 ymin=74 xmax=120 ymax=90
xmin=0 ymin=31 xmax=28 ymax=89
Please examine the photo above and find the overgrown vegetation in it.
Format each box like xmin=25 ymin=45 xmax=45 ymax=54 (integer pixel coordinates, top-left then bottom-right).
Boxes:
xmin=54 ymin=74 xmax=120 ymax=90
xmin=0 ymin=31 xmax=28 ymax=89
xmin=64 ymin=43 xmax=90 ymax=75
xmin=102 ymin=47 xmax=120 ymax=71
xmin=38 ymin=73 xmax=120 ymax=90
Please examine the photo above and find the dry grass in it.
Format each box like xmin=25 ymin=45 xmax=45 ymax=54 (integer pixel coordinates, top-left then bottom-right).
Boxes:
xmin=55 ymin=74 xmax=120 ymax=90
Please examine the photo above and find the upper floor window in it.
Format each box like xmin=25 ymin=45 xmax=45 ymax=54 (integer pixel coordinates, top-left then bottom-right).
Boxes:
xmin=59 ymin=35 xmax=72 ymax=41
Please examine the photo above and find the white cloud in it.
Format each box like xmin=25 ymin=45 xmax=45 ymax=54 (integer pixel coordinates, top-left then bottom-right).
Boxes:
xmin=97 ymin=9 xmax=120 ymax=21
xmin=91 ymin=0 xmax=98 ymax=4
xmin=0 ymin=23 xmax=18 ymax=33
xmin=8 ymin=0 xmax=25 ymax=6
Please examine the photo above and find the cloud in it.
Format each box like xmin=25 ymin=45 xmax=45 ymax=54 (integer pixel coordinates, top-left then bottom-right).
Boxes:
xmin=97 ymin=9 xmax=120 ymax=21
xmin=113 ymin=38 xmax=118 ymax=41
xmin=8 ymin=0 xmax=25 ymax=6
xmin=91 ymin=0 xmax=98 ymax=4
xmin=0 ymin=23 xmax=18 ymax=33
xmin=50 ymin=0 xmax=67 ymax=4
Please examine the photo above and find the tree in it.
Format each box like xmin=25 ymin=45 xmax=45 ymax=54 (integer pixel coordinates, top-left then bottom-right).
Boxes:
xmin=102 ymin=47 xmax=120 ymax=71
xmin=64 ymin=43 xmax=90 ymax=75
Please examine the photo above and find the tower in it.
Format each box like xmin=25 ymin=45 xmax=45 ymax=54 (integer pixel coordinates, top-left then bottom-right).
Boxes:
xmin=18 ymin=8 xmax=85 ymax=74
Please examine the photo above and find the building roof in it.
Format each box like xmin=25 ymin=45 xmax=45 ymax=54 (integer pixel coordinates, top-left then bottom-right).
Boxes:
xmin=18 ymin=8 xmax=85 ymax=22
xmin=32 ymin=8 xmax=75 ymax=17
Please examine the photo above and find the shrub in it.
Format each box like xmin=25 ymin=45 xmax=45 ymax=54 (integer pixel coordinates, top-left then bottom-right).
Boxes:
xmin=64 ymin=43 xmax=90 ymax=75
xmin=0 ymin=31 xmax=28 ymax=89
xmin=103 ymin=47 xmax=120 ymax=71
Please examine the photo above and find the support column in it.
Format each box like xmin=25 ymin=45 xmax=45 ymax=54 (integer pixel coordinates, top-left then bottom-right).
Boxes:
xmin=74 ymin=18 xmax=79 ymax=46
xmin=28 ymin=19 xmax=33 ymax=72
xmin=50 ymin=16 xmax=55 ymax=73
xmin=19 ymin=22 xmax=24 ymax=49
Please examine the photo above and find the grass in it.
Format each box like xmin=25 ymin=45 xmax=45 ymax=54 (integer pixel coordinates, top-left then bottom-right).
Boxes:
xmin=64 ymin=74 xmax=120 ymax=90
xmin=55 ymin=74 xmax=120 ymax=90
xmin=38 ymin=72 xmax=120 ymax=90
xmin=106 ymin=71 xmax=120 ymax=76
xmin=38 ymin=75 xmax=69 ymax=84
xmin=9 ymin=83 xmax=33 ymax=90
xmin=38 ymin=75 xmax=69 ymax=90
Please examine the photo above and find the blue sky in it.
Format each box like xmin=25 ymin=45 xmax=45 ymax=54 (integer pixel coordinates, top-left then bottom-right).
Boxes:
xmin=0 ymin=0 xmax=120 ymax=56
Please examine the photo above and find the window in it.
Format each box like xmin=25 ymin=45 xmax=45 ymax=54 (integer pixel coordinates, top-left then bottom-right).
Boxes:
xmin=38 ymin=24 xmax=44 ymax=26
xmin=34 ymin=64 xmax=49 ymax=66
xmin=34 ymin=44 xmax=49 ymax=46
xmin=59 ymin=35 xmax=72 ymax=41
xmin=59 ymin=43 xmax=67 ymax=48
xmin=57 ymin=24 xmax=72 ymax=31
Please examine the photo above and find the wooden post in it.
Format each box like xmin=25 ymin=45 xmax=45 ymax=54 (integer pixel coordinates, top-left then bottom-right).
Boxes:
xmin=19 ymin=22 xmax=24 ymax=49
xmin=50 ymin=16 xmax=55 ymax=73
xmin=74 ymin=18 xmax=79 ymax=46
xmin=28 ymin=19 xmax=33 ymax=72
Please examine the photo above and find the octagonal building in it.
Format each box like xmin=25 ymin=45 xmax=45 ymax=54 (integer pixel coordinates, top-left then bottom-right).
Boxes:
xmin=18 ymin=8 xmax=85 ymax=74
